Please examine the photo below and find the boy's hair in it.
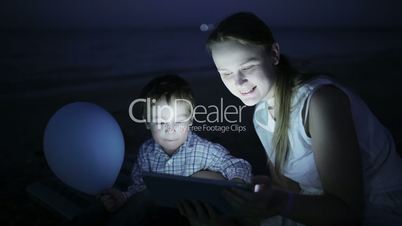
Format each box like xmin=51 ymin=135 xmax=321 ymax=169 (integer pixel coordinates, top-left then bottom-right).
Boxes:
xmin=139 ymin=74 xmax=195 ymax=121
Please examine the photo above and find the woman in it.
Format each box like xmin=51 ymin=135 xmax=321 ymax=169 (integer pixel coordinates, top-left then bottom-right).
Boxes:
xmin=179 ymin=12 xmax=402 ymax=226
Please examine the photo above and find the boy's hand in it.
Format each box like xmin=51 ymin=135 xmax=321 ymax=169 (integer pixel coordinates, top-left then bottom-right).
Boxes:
xmin=99 ymin=188 xmax=126 ymax=212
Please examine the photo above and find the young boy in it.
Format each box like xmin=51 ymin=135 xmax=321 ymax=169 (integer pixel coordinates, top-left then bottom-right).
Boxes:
xmin=99 ymin=74 xmax=252 ymax=225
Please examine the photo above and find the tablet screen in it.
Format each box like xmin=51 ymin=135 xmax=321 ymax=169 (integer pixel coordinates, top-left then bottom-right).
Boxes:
xmin=142 ymin=172 xmax=252 ymax=215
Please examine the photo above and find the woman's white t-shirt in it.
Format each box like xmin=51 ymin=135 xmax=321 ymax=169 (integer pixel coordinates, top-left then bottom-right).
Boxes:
xmin=254 ymin=77 xmax=402 ymax=225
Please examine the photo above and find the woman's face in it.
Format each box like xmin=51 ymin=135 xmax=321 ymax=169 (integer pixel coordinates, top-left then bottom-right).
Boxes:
xmin=210 ymin=40 xmax=279 ymax=106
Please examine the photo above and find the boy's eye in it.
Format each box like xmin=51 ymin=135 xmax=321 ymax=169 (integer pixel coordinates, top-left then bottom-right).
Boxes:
xmin=151 ymin=122 xmax=166 ymax=130
xmin=151 ymin=121 xmax=188 ymax=129
xmin=152 ymin=122 xmax=166 ymax=127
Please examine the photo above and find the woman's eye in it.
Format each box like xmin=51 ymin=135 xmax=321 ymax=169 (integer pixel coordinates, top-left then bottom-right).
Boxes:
xmin=221 ymin=72 xmax=233 ymax=77
xmin=241 ymin=65 xmax=255 ymax=71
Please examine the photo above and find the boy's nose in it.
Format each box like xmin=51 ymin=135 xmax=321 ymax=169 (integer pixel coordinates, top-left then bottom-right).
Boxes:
xmin=164 ymin=123 xmax=176 ymax=133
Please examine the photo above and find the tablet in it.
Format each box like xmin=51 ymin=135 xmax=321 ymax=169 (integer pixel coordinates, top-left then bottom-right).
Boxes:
xmin=142 ymin=172 xmax=253 ymax=215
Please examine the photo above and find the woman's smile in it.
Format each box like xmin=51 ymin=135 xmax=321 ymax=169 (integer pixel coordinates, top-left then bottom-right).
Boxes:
xmin=240 ymin=86 xmax=257 ymax=96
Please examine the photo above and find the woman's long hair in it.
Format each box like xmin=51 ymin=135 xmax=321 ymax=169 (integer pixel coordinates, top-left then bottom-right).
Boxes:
xmin=206 ymin=12 xmax=305 ymax=178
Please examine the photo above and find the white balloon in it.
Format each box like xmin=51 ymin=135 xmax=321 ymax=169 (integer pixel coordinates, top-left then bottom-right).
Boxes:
xmin=44 ymin=102 xmax=125 ymax=195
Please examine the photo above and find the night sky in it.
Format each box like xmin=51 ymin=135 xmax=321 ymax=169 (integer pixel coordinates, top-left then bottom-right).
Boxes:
xmin=1 ymin=0 xmax=402 ymax=29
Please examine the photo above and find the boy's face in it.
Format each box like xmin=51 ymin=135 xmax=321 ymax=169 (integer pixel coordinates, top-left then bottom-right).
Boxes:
xmin=149 ymin=98 xmax=192 ymax=155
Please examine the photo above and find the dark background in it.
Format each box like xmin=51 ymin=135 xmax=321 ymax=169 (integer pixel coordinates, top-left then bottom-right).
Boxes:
xmin=1 ymin=1 xmax=402 ymax=225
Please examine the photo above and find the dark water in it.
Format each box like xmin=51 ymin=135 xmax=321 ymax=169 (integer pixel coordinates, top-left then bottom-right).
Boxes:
xmin=2 ymin=28 xmax=402 ymax=99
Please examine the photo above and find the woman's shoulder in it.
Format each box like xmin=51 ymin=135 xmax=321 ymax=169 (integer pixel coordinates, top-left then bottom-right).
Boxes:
xmin=305 ymin=85 xmax=352 ymax=136
xmin=309 ymin=84 xmax=350 ymax=108
xmin=290 ymin=74 xmax=335 ymax=108
xmin=293 ymin=74 xmax=346 ymax=102
xmin=296 ymin=74 xmax=336 ymax=89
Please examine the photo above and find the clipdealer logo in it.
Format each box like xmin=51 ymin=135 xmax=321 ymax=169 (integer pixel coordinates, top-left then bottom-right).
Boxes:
xmin=128 ymin=98 xmax=247 ymax=133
